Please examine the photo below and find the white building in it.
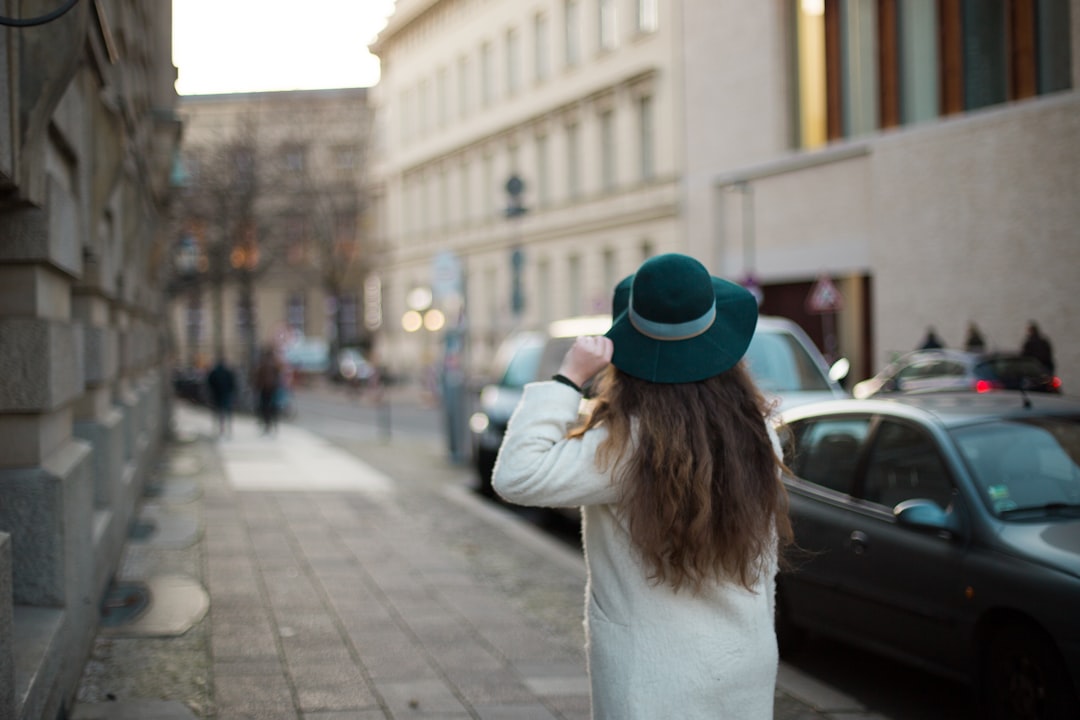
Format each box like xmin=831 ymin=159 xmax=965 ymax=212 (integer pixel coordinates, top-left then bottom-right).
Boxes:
xmin=371 ymin=0 xmax=1079 ymax=386
xmin=371 ymin=0 xmax=682 ymax=381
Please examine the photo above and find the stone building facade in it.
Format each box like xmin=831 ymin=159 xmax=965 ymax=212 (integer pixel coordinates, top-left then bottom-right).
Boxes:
xmin=370 ymin=0 xmax=1079 ymax=387
xmin=170 ymin=89 xmax=375 ymax=383
xmin=0 ymin=3 xmax=179 ymax=719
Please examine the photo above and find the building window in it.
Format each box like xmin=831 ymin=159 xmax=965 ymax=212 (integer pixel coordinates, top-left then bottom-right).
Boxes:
xmin=418 ymin=77 xmax=431 ymax=137
xmin=599 ymin=109 xmax=616 ymax=192
xmin=339 ymin=293 xmax=359 ymax=345
xmin=534 ymin=12 xmax=551 ymax=83
xmin=506 ymin=27 xmax=522 ymax=97
xmin=566 ymin=121 xmax=581 ymax=200
xmin=287 ymin=293 xmax=306 ymax=334
xmin=236 ymin=294 xmax=252 ymax=333
xmin=282 ymin=145 xmax=305 ymax=173
xmin=458 ymin=55 xmax=471 ymax=120
xmin=438 ymin=166 xmax=449 ymax=230
xmin=400 ymin=89 xmax=414 ymax=144
xmin=437 ymin=66 xmax=449 ymax=128
xmin=535 ymin=133 xmax=550 ymax=207
xmin=483 ymin=153 xmax=496 ymax=218
xmin=480 ymin=41 xmax=495 ymax=107
xmin=565 ymin=0 xmax=581 ymax=68
xmin=599 ymin=0 xmax=618 ymax=50
xmin=537 ymin=257 xmax=552 ymax=323
xmin=640 ymin=239 xmax=654 ymax=261
xmin=793 ymin=0 xmax=1073 ymax=148
xmin=334 ymin=145 xmax=358 ymax=174
xmin=568 ymin=254 xmax=582 ymax=316
xmin=461 ymin=159 xmax=472 ymax=224
xmin=602 ymin=247 xmax=617 ymax=307
xmin=898 ymin=0 xmax=940 ymax=124
xmin=638 ymin=94 xmax=655 ymax=181
xmin=638 ymin=0 xmax=659 ymax=33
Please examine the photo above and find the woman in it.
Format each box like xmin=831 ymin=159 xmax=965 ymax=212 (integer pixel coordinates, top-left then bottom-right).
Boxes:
xmin=493 ymin=253 xmax=792 ymax=719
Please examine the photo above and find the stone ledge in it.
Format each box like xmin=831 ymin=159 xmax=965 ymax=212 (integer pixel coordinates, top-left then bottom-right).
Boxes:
xmin=11 ymin=605 xmax=64 ymax=720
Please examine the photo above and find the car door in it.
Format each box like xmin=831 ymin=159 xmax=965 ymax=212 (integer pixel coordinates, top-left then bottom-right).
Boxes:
xmin=839 ymin=418 xmax=970 ymax=671
xmin=781 ymin=415 xmax=874 ymax=633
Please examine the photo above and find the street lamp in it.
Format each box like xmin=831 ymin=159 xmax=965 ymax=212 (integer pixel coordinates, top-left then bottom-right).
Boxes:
xmin=505 ymin=175 xmax=527 ymax=319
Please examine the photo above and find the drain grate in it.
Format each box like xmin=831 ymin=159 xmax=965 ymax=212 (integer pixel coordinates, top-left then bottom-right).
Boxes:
xmin=99 ymin=581 xmax=150 ymax=627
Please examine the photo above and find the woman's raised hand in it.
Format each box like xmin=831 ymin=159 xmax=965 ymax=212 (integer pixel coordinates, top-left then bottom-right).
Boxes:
xmin=557 ymin=335 xmax=614 ymax=389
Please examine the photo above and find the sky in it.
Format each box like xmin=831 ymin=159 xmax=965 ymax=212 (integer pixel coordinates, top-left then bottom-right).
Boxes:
xmin=172 ymin=1 xmax=396 ymax=96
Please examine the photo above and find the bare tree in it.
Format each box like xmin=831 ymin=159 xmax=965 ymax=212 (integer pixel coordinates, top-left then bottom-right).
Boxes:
xmin=170 ymin=117 xmax=277 ymax=373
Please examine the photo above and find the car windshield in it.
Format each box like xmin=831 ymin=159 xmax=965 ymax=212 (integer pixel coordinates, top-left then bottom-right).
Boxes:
xmin=974 ymin=356 xmax=1047 ymax=382
xmin=500 ymin=342 xmax=543 ymax=388
xmin=951 ymin=416 xmax=1080 ymax=518
xmin=744 ymin=331 xmax=833 ymax=392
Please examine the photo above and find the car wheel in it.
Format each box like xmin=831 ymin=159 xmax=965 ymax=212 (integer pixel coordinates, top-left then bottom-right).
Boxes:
xmin=774 ymin=584 xmax=806 ymax=657
xmin=475 ymin=450 xmax=497 ymax=498
xmin=979 ymin=623 xmax=1079 ymax=720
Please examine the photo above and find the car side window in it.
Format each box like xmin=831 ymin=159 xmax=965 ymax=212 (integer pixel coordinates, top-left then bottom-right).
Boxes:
xmin=938 ymin=360 xmax=966 ymax=378
xmin=789 ymin=418 xmax=871 ymax=494
xmin=862 ymin=420 xmax=954 ymax=510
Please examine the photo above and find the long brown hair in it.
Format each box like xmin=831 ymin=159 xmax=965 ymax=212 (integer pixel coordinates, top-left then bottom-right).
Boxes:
xmin=570 ymin=362 xmax=793 ymax=594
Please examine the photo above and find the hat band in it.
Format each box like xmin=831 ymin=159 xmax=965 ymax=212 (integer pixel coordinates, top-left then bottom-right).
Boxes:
xmin=629 ymin=301 xmax=716 ymax=341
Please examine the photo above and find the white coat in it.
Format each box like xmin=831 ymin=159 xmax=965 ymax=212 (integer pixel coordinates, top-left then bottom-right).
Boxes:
xmin=493 ymin=381 xmax=779 ymax=720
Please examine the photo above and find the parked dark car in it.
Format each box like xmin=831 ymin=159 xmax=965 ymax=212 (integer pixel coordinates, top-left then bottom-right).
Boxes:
xmin=853 ymin=349 xmax=1062 ymax=399
xmin=470 ymin=314 xmax=849 ymax=497
xmin=777 ymin=392 xmax=1080 ymax=719
xmin=469 ymin=315 xmax=612 ymax=496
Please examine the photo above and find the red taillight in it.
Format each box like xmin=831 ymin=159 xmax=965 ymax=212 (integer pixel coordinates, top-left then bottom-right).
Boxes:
xmin=975 ymin=380 xmax=999 ymax=393
xmin=1052 ymin=376 xmax=1062 ymax=390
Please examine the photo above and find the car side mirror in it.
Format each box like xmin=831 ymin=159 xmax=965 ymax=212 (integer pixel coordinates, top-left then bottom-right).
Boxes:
xmin=828 ymin=357 xmax=851 ymax=383
xmin=894 ymin=499 xmax=961 ymax=536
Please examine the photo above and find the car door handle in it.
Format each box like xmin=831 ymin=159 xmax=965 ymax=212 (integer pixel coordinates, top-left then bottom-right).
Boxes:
xmin=847 ymin=530 xmax=869 ymax=555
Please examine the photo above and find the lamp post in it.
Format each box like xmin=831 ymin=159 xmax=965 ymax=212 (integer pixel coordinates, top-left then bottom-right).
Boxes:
xmin=505 ymin=175 xmax=527 ymax=321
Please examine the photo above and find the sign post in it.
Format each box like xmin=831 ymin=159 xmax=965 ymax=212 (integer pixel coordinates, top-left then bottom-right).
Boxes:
xmin=805 ymin=275 xmax=844 ymax=363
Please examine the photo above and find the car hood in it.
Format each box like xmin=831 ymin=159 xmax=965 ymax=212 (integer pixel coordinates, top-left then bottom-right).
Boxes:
xmin=767 ymin=390 xmax=849 ymax=413
xmin=997 ymin=520 xmax=1080 ymax=580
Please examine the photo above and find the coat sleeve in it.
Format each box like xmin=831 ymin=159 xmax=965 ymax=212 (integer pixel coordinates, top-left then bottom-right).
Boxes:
xmin=492 ymin=381 xmax=619 ymax=508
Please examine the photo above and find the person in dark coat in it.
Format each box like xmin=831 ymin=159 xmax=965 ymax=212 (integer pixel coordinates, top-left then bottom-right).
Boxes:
xmin=964 ymin=323 xmax=986 ymax=354
xmin=206 ymin=357 xmax=237 ymax=437
xmin=919 ymin=327 xmax=944 ymax=350
xmin=1021 ymin=321 xmax=1055 ymax=374
xmin=252 ymin=346 xmax=283 ymax=434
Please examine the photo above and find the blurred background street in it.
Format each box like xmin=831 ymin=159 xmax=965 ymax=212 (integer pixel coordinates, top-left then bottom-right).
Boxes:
xmin=2 ymin=2 xmax=1077 ymax=719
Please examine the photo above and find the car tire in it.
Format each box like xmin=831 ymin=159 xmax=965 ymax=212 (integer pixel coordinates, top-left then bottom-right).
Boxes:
xmin=979 ymin=623 xmax=1080 ymax=720
xmin=475 ymin=449 xmax=497 ymax=498
xmin=774 ymin=585 xmax=807 ymax=657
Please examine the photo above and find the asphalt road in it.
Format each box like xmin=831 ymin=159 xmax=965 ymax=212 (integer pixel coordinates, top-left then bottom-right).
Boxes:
xmin=289 ymin=383 xmax=976 ymax=720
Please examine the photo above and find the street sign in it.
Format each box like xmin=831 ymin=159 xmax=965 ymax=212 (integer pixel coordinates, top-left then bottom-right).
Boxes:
xmin=806 ymin=275 xmax=843 ymax=314
xmin=431 ymin=250 xmax=462 ymax=300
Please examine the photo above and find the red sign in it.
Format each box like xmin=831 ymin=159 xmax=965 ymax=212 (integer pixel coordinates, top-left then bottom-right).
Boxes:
xmin=806 ymin=275 xmax=843 ymax=314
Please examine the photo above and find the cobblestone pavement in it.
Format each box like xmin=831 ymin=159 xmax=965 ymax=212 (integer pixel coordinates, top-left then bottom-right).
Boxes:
xmin=73 ymin=396 xmax=886 ymax=719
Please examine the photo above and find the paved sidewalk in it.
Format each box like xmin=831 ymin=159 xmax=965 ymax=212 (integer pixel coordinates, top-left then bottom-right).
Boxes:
xmin=72 ymin=399 xmax=887 ymax=720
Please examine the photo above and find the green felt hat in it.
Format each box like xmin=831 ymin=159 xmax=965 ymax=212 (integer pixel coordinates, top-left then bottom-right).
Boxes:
xmin=605 ymin=254 xmax=758 ymax=383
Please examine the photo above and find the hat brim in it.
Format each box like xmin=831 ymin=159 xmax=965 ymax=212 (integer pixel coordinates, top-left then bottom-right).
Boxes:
xmin=605 ymin=277 xmax=758 ymax=383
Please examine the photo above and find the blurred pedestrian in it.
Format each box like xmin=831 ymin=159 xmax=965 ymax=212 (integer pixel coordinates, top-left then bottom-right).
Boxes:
xmin=205 ymin=356 xmax=237 ymax=437
xmin=252 ymin=346 xmax=283 ymax=434
xmin=493 ymin=253 xmax=792 ymax=719
xmin=964 ymin=322 xmax=986 ymax=354
xmin=1021 ymin=321 xmax=1055 ymax=374
xmin=919 ymin=326 xmax=944 ymax=350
